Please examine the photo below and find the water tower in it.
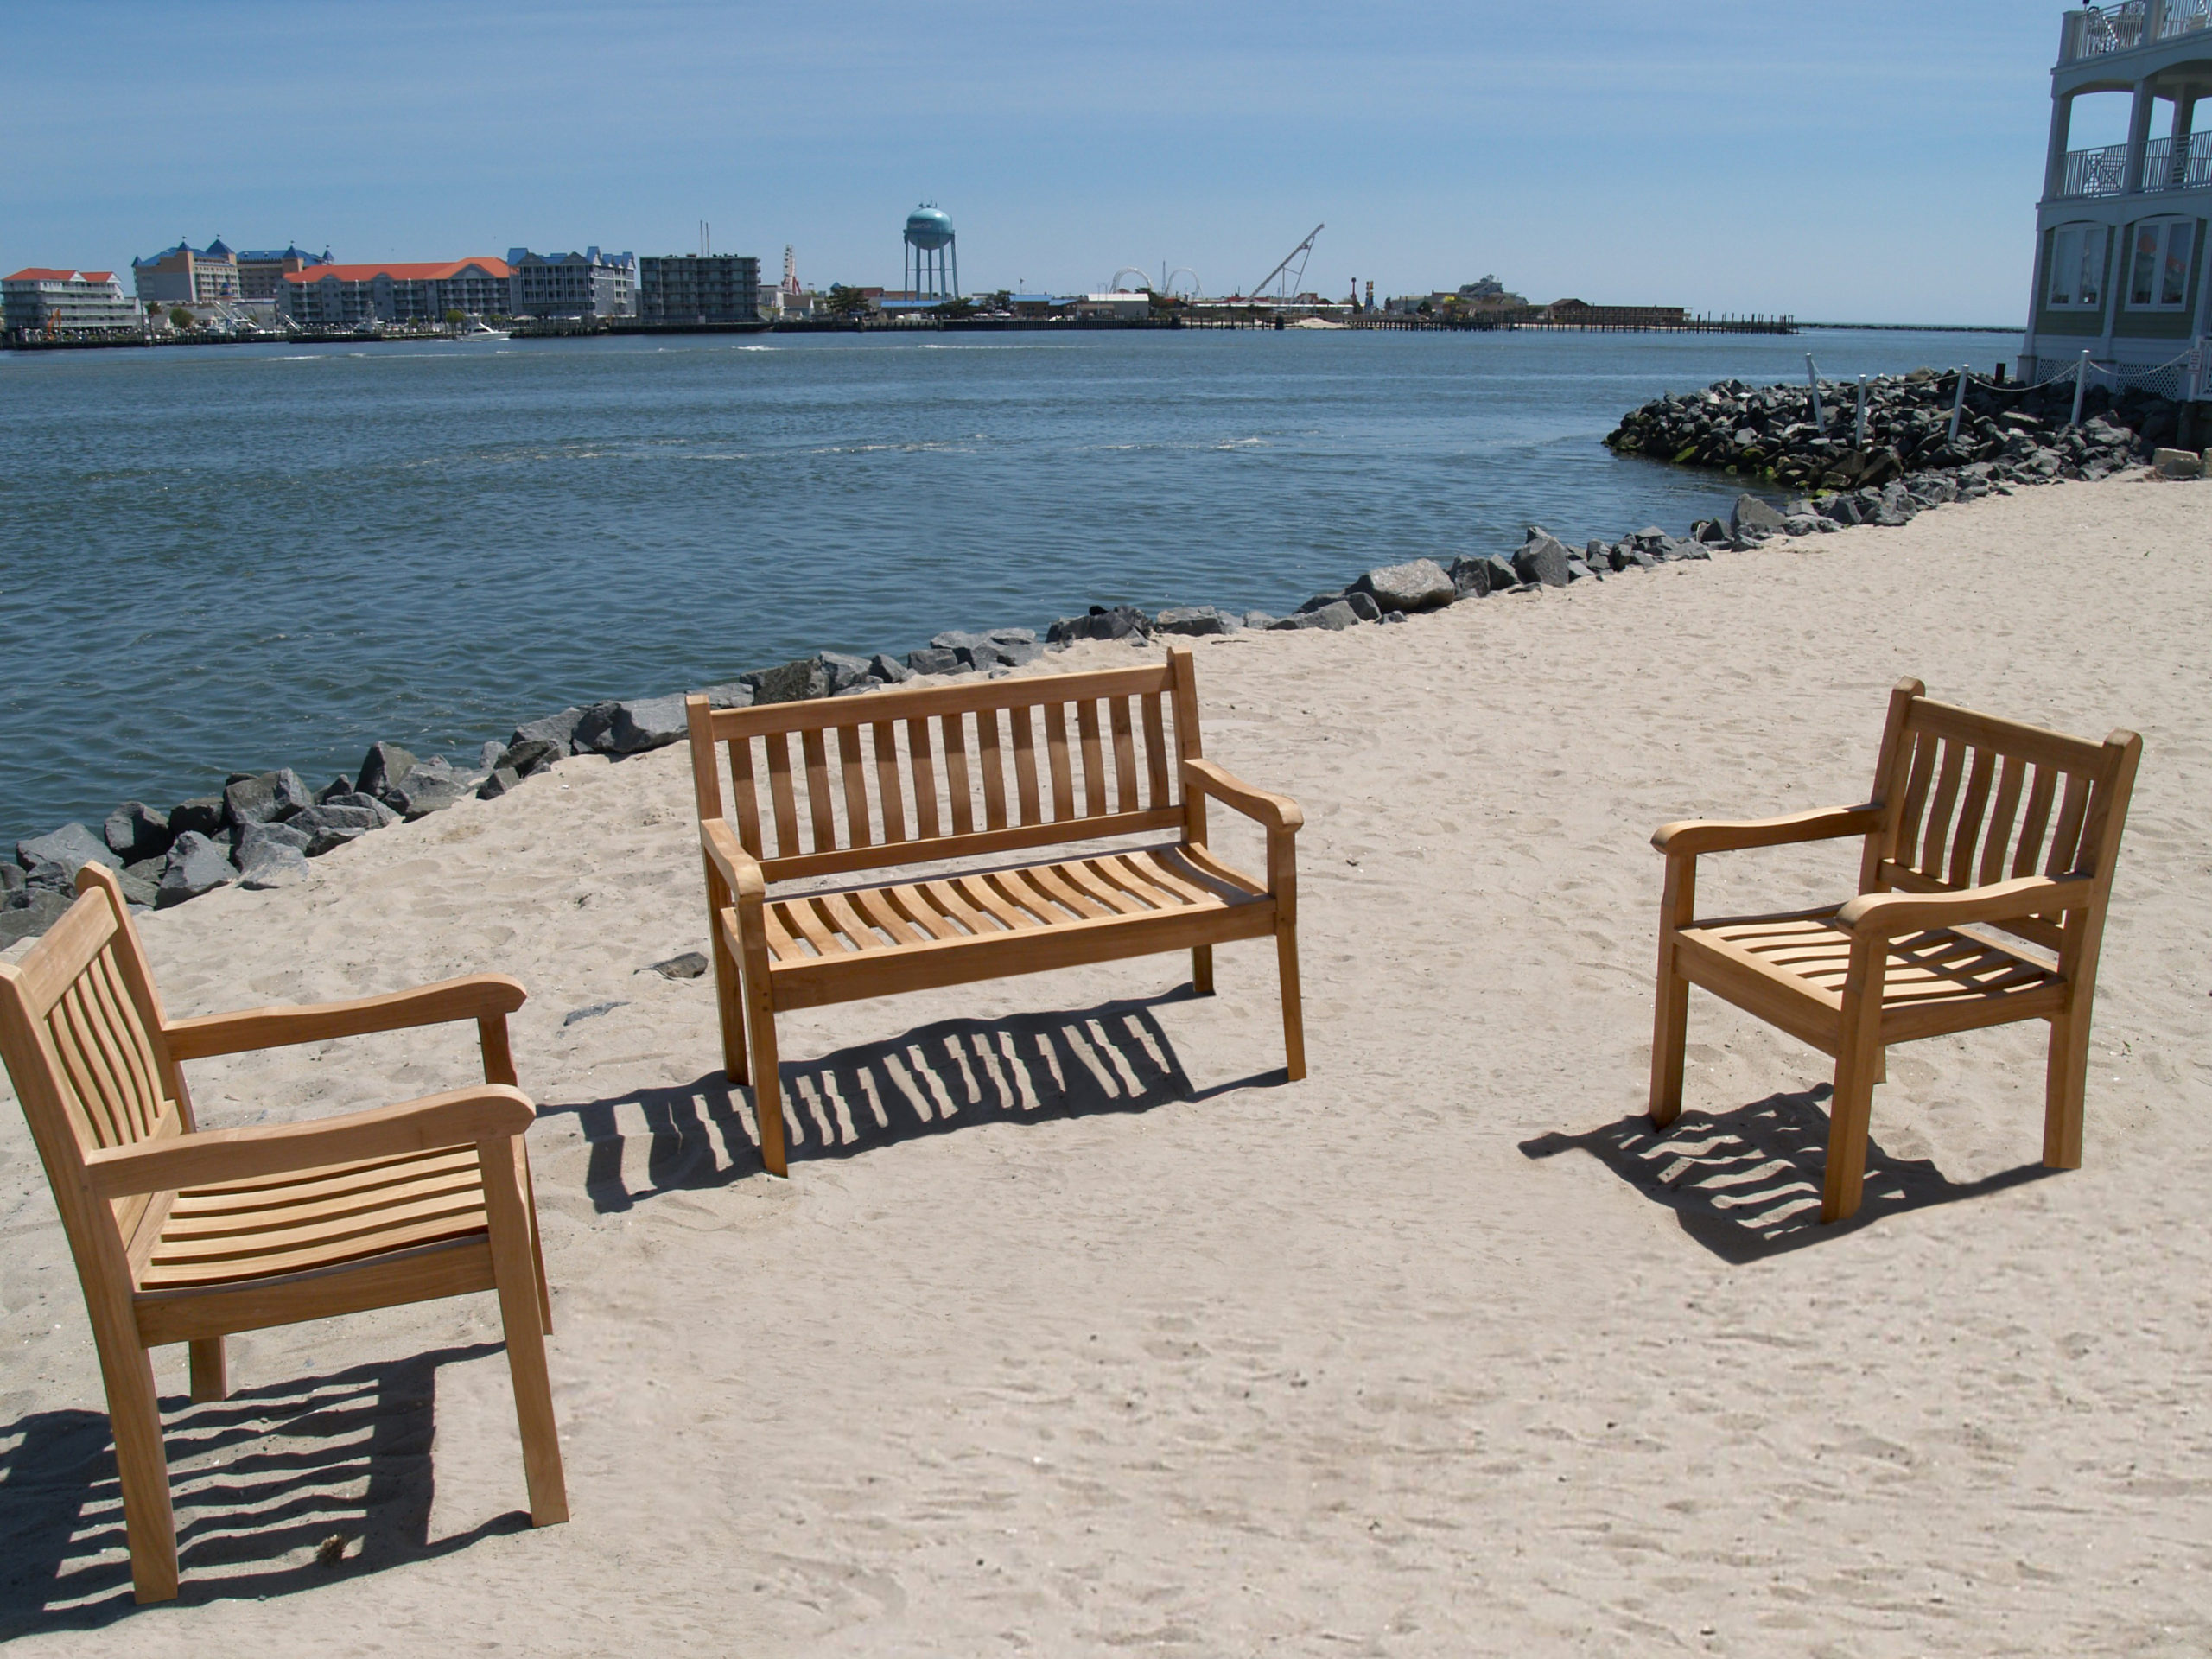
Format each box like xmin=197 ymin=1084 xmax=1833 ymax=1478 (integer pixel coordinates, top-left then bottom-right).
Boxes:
xmin=904 ymin=204 xmax=958 ymax=301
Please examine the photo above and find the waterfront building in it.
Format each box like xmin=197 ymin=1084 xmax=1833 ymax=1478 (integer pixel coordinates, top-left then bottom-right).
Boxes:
xmin=2025 ymin=2 xmax=2212 ymax=392
xmin=506 ymin=247 xmax=638 ymax=318
xmin=279 ymin=258 xmax=514 ymax=326
xmin=636 ymin=254 xmax=761 ymax=323
xmin=132 ymin=238 xmax=242 ymax=304
xmin=2 ymin=269 xmax=143 ymax=335
xmin=236 ymin=245 xmax=332 ymax=299
xmin=1065 ymin=292 xmax=1153 ymax=321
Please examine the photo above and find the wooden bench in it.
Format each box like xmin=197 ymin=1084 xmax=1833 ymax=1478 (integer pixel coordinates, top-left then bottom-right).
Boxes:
xmin=684 ymin=645 xmax=1306 ymax=1175
xmin=1649 ymin=677 xmax=2142 ymax=1222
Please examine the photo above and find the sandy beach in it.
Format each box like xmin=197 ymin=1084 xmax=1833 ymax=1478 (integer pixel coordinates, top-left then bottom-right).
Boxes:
xmin=3 ymin=471 xmax=2208 ymax=1656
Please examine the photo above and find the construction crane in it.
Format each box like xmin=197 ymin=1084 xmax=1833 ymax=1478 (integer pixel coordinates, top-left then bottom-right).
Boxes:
xmin=1249 ymin=224 xmax=1324 ymax=301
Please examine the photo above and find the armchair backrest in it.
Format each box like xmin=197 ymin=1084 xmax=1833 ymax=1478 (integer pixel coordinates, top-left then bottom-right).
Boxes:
xmin=1859 ymin=677 xmax=2143 ymax=952
xmin=0 ymin=866 xmax=189 ymax=1273
xmin=686 ymin=647 xmax=1207 ymax=883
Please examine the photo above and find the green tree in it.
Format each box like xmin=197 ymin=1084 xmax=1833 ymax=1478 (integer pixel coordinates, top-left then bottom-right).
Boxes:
xmin=445 ymin=308 xmax=467 ymax=327
xmin=168 ymin=306 xmax=194 ymax=330
xmin=823 ymin=284 xmax=873 ymax=318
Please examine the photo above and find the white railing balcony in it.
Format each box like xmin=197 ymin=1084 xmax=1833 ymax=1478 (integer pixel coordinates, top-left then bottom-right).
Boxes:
xmin=2060 ymin=0 xmax=2212 ymax=60
xmin=2143 ymin=130 xmax=2212 ymax=188
xmin=2059 ymin=143 xmax=2130 ymax=196
xmin=2157 ymin=0 xmax=2212 ymax=39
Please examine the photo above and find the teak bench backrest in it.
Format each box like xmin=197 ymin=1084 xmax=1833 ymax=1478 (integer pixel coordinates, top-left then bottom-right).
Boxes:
xmin=1859 ymin=678 xmax=2141 ymax=953
xmin=0 ymin=877 xmax=189 ymax=1285
xmin=686 ymin=654 xmax=1205 ymax=883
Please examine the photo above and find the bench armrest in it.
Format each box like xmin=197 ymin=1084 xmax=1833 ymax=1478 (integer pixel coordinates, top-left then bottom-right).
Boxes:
xmin=84 ymin=1085 xmax=536 ymax=1198
xmin=1835 ymin=874 xmax=2092 ymax=938
xmin=165 ymin=975 xmax=529 ymax=1060
xmin=1182 ymin=759 xmax=1305 ymax=833
xmin=1652 ymin=804 xmax=1881 ymax=858
xmin=701 ymin=818 xmax=766 ymax=899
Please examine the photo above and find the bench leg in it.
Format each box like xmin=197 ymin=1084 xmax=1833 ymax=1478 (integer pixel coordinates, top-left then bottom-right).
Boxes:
xmin=1274 ymin=925 xmax=1306 ymax=1081
xmin=2044 ymin=1005 xmax=2089 ymax=1168
xmin=745 ymin=980 xmax=788 ymax=1178
xmin=482 ymin=1137 xmax=569 ymax=1528
xmin=1191 ymin=944 xmax=1213 ymax=995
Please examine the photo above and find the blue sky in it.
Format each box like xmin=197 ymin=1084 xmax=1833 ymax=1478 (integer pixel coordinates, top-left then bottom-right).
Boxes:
xmin=4 ymin=2 xmax=2065 ymax=323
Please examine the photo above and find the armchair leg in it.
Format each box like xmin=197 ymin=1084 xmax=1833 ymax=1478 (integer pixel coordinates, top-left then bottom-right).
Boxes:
xmin=1274 ymin=925 xmax=1306 ymax=1081
xmin=188 ymin=1338 xmax=227 ymax=1403
xmin=94 ymin=1329 xmax=177 ymax=1602
xmin=2044 ymin=1007 xmax=2090 ymax=1168
xmin=1821 ymin=945 xmax=1887 ymax=1223
xmin=481 ymin=1137 xmax=569 ymax=1528
xmin=1649 ymin=954 xmax=1690 ymax=1130
xmin=710 ymin=902 xmax=749 ymax=1085
xmin=1191 ymin=944 xmax=1214 ymax=995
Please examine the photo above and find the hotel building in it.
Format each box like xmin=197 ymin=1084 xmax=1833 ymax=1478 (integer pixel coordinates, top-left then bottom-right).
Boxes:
xmin=279 ymin=258 xmax=514 ymax=325
xmin=2 ymin=269 xmax=144 ymax=335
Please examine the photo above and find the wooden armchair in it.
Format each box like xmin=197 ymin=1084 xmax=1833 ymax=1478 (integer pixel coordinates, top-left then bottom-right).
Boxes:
xmin=1649 ymin=679 xmax=2141 ymax=1223
xmin=0 ymin=865 xmax=566 ymax=1604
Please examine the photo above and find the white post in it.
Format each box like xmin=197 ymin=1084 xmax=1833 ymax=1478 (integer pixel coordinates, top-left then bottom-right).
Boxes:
xmin=1805 ymin=354 xmax=1822 ymax=429
xmin=2071 ymin=349 xmax=2093 ymax=427
xmin=1948 ymin=365 xmax=1969 ymax=443
xmin=1854 ymin=375 xmax=1868 ymax=448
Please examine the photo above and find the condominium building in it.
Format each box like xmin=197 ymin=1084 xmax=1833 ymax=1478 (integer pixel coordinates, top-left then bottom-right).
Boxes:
xmin=236 ymin=245 xmax=332 ymax=299
xmin=2 ymin=269 xmax=144 ymax=334
xmin=279 ymin=258 xmax=514 ymax=325
xmin=2026 ymin=2 xmax=2212 ymax=388
xmin=506 ymin=247 xmax=638 ymax=317
xmin=637 ymin=254 xmax=761 ymax=323
xmin=132 ymin=238 xmax=242 ymax=304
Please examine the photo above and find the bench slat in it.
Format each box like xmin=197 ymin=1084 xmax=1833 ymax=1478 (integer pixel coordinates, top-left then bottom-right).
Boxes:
xmin=872 ymin=721 xmax=906 ymax=844
xmin=1109 ymin=697 xmax=1139 ymax=813
xmin=1045 ymin=702 xmax=1076 ymax=821
xmin=766 ymin=733 xmax=801 ymax=860
xmin=1077 ymin=701 xmax=1107 ymax=816
xmin=1141 ymin=692 xmax=1170 ymax=810
xmin=942 ymin=714 xmax=975 ymax=836
xmin=837 ymin=725 xmax=873 ymax=850
xmin=977 ymin=708 xmax=1009 ymax=831
xmin=1010 ymin=705 xmax=1042 ymax=826
xmin=907 ymin=718 xmax=941 ymax=840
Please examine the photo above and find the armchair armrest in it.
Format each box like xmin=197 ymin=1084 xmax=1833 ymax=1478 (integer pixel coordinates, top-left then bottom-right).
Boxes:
xmin=1182 ymin=759 xmax=1305 ymax=833
xmin=84 ymin=1085 xmax=536 ymax=1198
xmin=1835 ymin=874 xmax=2092 ymax=938
xmin=701 ymin=818 xmax=766 ymax=899
xmin=164 ymin=975 xmax=527 ymax=1060
xmin=1652 ymin=804 xmax=1881 ymax=858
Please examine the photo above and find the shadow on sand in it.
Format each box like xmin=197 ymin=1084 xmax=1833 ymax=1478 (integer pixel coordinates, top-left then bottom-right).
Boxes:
xmin=0 ymin=1344 xmax=524 ymax=1635
xmin=550 ymin=989 xmax=1280 ymax=1211
xmin=1519 ymin=1087 xmax=2056 ymax=1262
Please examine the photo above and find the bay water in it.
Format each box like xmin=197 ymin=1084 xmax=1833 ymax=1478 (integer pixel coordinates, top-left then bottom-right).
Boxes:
xmin=0 ymin=325 xmax=2017 ymax=850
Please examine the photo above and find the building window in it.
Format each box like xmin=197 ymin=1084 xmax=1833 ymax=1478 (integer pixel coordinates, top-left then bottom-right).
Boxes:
xmin=2049 ymin=224 xmax=2108 ymax=308
xmin=2126 ymin=218 xmax=2195 ymax=309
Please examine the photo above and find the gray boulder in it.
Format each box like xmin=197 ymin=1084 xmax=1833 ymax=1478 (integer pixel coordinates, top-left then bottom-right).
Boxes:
xmin=957 ymin=639 xmax=1042 ymax=671
xmin=224 ymin=767 xmax=312 ymax=829
xmin=116 ymin=861 xmax=161 ymax=908
xmin=493 ymin=737 xmax=563 ymax=778
xmin=476 ymin=766 xmax=523 ymax=801
xmin=236 ymin=822 xmax=313 ymax=890
xmin=816 ymin=652 xmax=874 ymax=694
xmin=931 ymin=630 xmax=990 ymax=652
xmin=314 ymin=775 xmax=355 ymax=804
xmin=1446 ymin=555 xmax=1515 ymax=598
xmin=575 ymin=695 xmax=690 ymax=757
xmin=904 ymin=646 xmax=961 ymax=676
xmin=1271 ymin=600 xmax=1359 ymax=632
xmin=0 ymin=863 xmax=21 ymax=899
xmin=1240 ymin=612 xmax=1280 ymax=631
xmin=1154 ymin=605 xmax=1231 ymax=637
xmin=1046 ymin=606 xmax=1151 ymax=645
xmin=356 ymin=742 xmax=416 ymax=799
xmin=156 ymin=833 xmax=238 ymax=908
xmin=868 ymin=652 xmax=913 ymax=683
xmin=1511 ymin=531 xmax=1575 ymax=588
xmin=0 ymin=888 xmax=74 ymax=948
xmin=385 ymin=760 xmax=464 ymax=821
xmin=510 ymin=707 xmax=588 ymax=754
xmin=1732 ymin=494 xmax=1788 ymax=537
xmin=289 ymin=798 xmax=398 ymax=856
xmin=744 ymin=659 xmax=832 ymax=704
xmin=169 ymin=796 xmax=226 ymax=839
xmin=1351 ymin=558 xmax=1456 ymax=613
xmin=104 ymin=802 xmax=172 ymax=863
xmin=2152 ymin=447 xmax=2204 ymax=479
xmin=701 ymin=682 xmax=753 ymax=709
xmin=1565 ymin=557 xmax=1598 ymax=582
xmin=18 ymin=823 xmax=124 ymax=892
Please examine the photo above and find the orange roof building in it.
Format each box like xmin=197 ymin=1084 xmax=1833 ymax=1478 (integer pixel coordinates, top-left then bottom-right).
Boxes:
xmin=278 ymin=257 xmax=513 ymax=326
xmin=3 ymin=268 xmax=142 ymax=335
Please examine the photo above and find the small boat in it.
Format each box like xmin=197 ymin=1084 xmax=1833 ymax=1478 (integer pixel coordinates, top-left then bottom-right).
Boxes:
xmin=451 ymin=318 xmax=510 ymax=341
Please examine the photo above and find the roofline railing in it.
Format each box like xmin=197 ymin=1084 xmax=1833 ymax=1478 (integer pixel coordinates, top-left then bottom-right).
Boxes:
xmin=2062 ymin=0 xmax=2212 ymax=63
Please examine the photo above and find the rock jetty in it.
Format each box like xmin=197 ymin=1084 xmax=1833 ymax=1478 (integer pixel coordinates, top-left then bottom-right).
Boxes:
xmin=1603 ymin=368 xmax=2187 ymax=493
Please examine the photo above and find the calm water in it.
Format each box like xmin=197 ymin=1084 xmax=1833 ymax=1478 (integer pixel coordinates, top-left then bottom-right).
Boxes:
xmin=0 ymin=325 xmax=2017 ymax=849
